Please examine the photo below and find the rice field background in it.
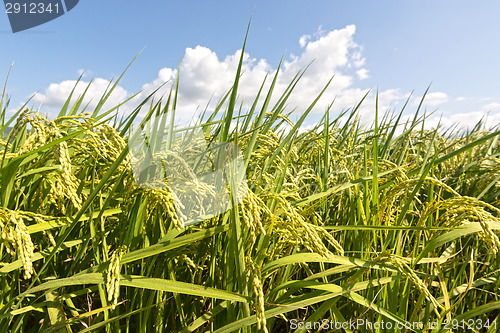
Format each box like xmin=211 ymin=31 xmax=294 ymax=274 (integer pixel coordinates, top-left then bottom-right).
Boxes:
xmin=1 ymin=34 xmax=500 ymax=333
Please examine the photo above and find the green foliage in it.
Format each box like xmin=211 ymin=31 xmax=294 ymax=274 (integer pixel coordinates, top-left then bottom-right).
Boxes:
xmin=0 ymin=48 xmax=499 ymax=333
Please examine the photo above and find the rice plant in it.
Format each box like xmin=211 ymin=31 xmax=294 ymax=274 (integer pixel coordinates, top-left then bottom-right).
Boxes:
xmin=0 ymin=35 xmax=499 ymax=333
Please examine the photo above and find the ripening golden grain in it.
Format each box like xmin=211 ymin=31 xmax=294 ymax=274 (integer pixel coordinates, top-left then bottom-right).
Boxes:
xmin=0 ymin=70 xmax=499 ymax=332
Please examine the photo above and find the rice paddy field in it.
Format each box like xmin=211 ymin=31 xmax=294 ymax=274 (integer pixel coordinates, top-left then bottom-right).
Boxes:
xmin=1 ymin=42 xmax=500 ymax=333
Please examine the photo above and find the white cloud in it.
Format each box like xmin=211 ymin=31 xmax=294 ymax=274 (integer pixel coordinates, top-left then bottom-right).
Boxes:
xmin=426 ymin=111 xmax=500 ymax=131
xmin=299 ymin=35 xmax=310 ymax=48
xmin=33 ymin=78 xmax=129 ymax=117
xmin=134 ymin=46 xmax=272 ymax=124
xmin=352 ymin=50 xmax=366 ymax=68
xmin=483 ymin=102 xmax=500 ymax=111
xmin=76 ymin=69 xmax=90 ymax=78
xmin=132 ymin=24 xmax=384 ymax=125
xmin=29 ymin=25 xmax=431 ymax=132
xmin=39 ymin=25 xmax=482 ymax=133
xmin=350 ymin=88 xmax=412 ymax=126
xmin=283 ymin=25 xmax=357 ymax=76
xmin=139 ymin=67 xmax=177 ymax=100
xmin=32 ymin=25 xmax=392 ymax=125
xmin=356 ymin=69 xmax=369 ymax=80
xmin=413 ymin=92 xmax=448 ymax=107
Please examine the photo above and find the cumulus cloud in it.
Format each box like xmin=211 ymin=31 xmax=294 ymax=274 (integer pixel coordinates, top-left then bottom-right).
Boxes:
xmin=299 ymin=35 xmax=311 ymax=48
xmin=428 ymin=111 xmax=500 ymax=131
xmin=133 ymin=24 xmax=380 ymax=125
xmin=29 ymin=24 xmax=390 ymax=126
xmin=356 ymin=69 xmax=369 ymax=80
xmin=133 ymin=46 xmax=272 ymax=124
xmin=35 ymin=25 xmax=469 ymax=132
xmin=34 ymin=25 xmax=458 ymax=131
xmin=413 ymin=92 xmax=448 ymax=107
xmin=401 ymin=96 xmax=500 ymax=134
xmin=76 ymin=69 xmax=91 ymax=78
xmin=33 ymin=78 xmax=129 ymax=116
xmin=483 ymin=102 xmax=500 ymax=111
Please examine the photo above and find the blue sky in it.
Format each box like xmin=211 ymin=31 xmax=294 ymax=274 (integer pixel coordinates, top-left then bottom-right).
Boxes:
xmin=2 ymin=1 xmax=500 ymax=129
